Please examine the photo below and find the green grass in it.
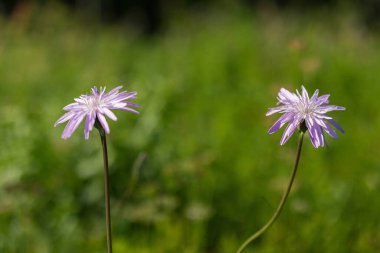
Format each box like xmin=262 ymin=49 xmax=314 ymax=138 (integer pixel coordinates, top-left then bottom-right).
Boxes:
xmin=0 ymin=3 xmax=379 ymax=253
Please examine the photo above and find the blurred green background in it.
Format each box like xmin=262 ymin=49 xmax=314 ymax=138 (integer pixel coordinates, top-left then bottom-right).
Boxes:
xmin=0 ymin=1 xmax=379 ymax=252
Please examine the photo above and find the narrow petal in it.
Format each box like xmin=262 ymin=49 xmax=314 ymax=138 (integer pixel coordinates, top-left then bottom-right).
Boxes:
xmin=55 ymin=111 xmax=75 ymax=127
xmin=315 ymin=94 xmax=330 ymax=105
xmin=107 ymin=86 xmax=123 ymax=96
xmin=306 ymin=117 xmax=320 ymax=148
xmin=88 ymin=112 xmax=96 ymax=131
xmin=322 ymin=121 xmax=338 ymax=138
xmin=110 ymin=102 xmax=127 ymax=109
xmin=266 ymin=105 xmax=288 ymax=116
xmin=315 ymin=114 xmax=332 ymax=120
xmin=310 ymin=89 xmax=319 ymax=102
xmin=63 ymin=102 xmax=79 ymax=111
xmin=327 ymin=119 xmax=345 ymax=133
xmin=74 ymin=97 xmax=86 ymax=103
xmin=62 ymin=114 xmax=85 ymax=139
xmin=280 ymin=117 xmax=302 ymax=145
xmin=278 ymin=88 xmax=298 ymax=104
xmin=125 ymin=102 xmax=140 ymax=107
xmin=316 ymin=105 xmax=346 ymax=113
xmin=91 ymin=87 xmax=100 ymax=96
xmin=97 ymin=113 xmax=110 ymax=134
xmin=268 ymin=112 xmax=293 ymax=134
xmin=109 ymin=91 xmax=138 ymax=103
xmin=103 ymin=107 xmax=117 ymax=121
xmin=84 ymin=114 xmax=92 ymax=140
xmin=301 ymin=86 xmax=310 ymax=101
xmin=120 ymin=107 xmax=140 ymax=114
xmin=99 ymin=86 xmax=106 ymax=96
xmin=84 ymin=113 xmax=95 ymax=140
xmin=315 ymin=124 xmax=325 ymax=147
xmin=314 ymin=117 xmax=328 ymax=128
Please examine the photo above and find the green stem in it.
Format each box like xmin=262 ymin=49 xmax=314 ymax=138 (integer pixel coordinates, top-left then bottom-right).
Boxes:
xmin=97 ymin=125 xmax=113 ymax=253
xmin=237 ymin=132 xmax=305 ymax=253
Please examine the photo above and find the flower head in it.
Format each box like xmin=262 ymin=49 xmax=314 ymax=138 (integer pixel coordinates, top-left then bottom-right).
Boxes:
xmin=55 ymin=86 xmax=139 ymax=140
xmin=266 ymin=86 xmax=345 ymax=148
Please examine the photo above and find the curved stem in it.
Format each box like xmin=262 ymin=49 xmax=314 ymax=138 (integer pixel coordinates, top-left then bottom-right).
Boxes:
xmin=97 ymin=125 xmax=113 ymax=253
xmin=237 ymin=132 xmax=304 ymax=253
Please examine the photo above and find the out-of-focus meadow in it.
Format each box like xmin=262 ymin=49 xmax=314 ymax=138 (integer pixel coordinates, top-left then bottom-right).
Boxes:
xmin=0 ymin=1 xmax=380 ymax=252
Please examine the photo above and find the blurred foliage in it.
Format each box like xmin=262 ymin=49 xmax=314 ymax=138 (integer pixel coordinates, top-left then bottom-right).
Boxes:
xmin=0 ymin=2 xmax=380 ymax=253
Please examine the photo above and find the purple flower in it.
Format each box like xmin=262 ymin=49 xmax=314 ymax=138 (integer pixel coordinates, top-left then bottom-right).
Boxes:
xmin=266 ymin=86 xmax=345 ymax=148
xmin=55 ymin=86 xmax=139 ymax=140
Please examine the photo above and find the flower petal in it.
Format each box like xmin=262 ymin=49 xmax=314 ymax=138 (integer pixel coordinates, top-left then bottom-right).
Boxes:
xmin=327 ymin=119 xmax=345 ymax=133
xmin=301 ymin=86 xmax=310 ymax=101
xmin=280 ymin=117 xmax=302 ymax=145
xmin=306 ymin=117 xmax=321 ymax=148
xmin=88 ymin=112 xmax=96 ymax=131
xmin=62 ymin=114 xmax=85 ymax=139
xmin=84 ymin=115 xmax=91 ymax=140
xmin=120 ymin=107 xmax=140 ymax=114
xmin=310 ymin=89 xmax=319 ymax=103
xmin=321 ymin=120 xmax=338 ymax=139
xmin=125 ymin=102 xmax=140 ymax=107
xmin=268 ymin=112 xmax=294 ymax=134
xmin=316 ymin=105 xmax=346 ymax=114
xmin=84 ymin=113 xmax=97 ymax=140
xmin=54 ymin=111 xmax=75 ymax=127
xmin=91 ymin=86 xmax=99 ymax=95
xmin=97 ymin=113 xmax=110 ymax=134
xmin=103 ymin=107 xmax=117 ymax=121
xmin=266 ymin=105 xmax=288 ymax=116
xmin=108 ymin=92 xmax=138 ymax=103
xmin=315 ymin=94 xmax=330 ymax=105
xmin=315 ymin=124 xmax=326 ymax=147
xmin=63 ymin=102 xmax=79 ymax=111
xmin=278 ymin=88 xmax=298 ymax=104
xmin=107 ymin=86 xmax=123 ymax=96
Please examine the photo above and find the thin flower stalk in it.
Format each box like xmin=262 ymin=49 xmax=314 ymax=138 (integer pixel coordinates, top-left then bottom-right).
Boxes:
xmin=237 ymin=131 xmax=304 ymax=253
xmin=96 ymin=122 xmax=113 ymax=253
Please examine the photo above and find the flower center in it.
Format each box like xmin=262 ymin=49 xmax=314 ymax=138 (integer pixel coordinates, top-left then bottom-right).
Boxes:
xmin=296 ymin=102 xmax=315 ymax=117
xmin=86 ymin=96 xmax=102 ymax=112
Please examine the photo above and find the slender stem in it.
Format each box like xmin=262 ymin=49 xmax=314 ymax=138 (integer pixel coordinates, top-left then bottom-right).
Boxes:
xmin=237 ymin=132 xmax=305 ymax=253
xmin=97 ymin=126 xmax=113 ymax=253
